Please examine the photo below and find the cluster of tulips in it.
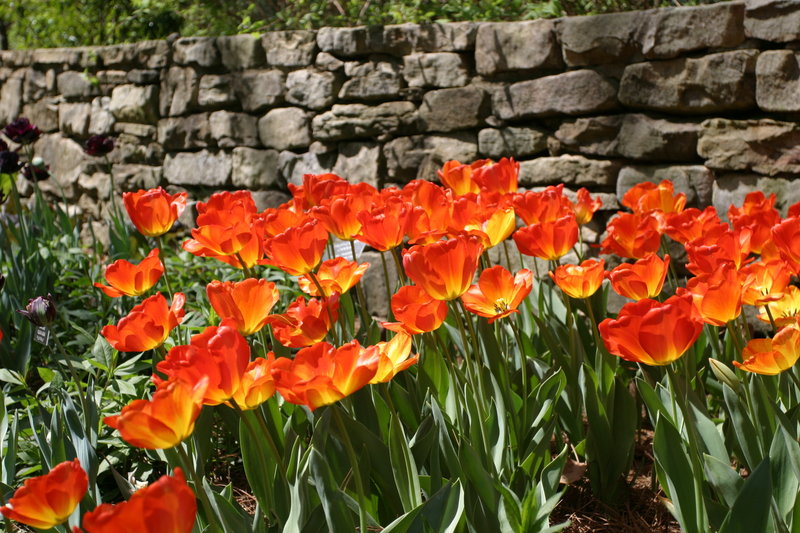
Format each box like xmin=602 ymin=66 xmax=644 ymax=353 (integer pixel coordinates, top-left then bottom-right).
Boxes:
xmin=4 ymin=151 xmax=800 ymax=532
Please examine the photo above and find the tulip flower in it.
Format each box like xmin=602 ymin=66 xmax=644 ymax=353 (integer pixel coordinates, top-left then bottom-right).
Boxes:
xmin=288 ymin=173 xmax=351 ymax=210
xmin=550 ymin=259 xmax=605 ymax=300
xmin=263 ymin=203 xmax=311 ymax=238
xmin=3 ymin=117 xmax=41 ymax=145
xmin=310 ymin=182 xmax=377 ymax=240
xmin=270 ymin=295 xmax=340 ymax=348
xmin=104 ymin=378 xmax=207 ymax=449
xmin=183 ymin=220 xmax=264 ymax=269
xmin=772 ymin=217 xmax=800 ymax=274
xmin=231 ymin=355 xmax=276 ymax=410
xmin=123 ymin=187 xmax=187 ymax=237
xmin=621 ymin=180 xmax=686 ymax=216
xmin=272 ymin=340 xmax=380 ymax=410
xmin=684 ymin=263 xmax=743 ymax=326
xmin=77 ymin=469 xmax=196 ymax=533
xmin=598 ymin=293 xmax=703 ymax=366
xmin=195 ymin=190 xmax=257 ymax=227
xmin=155 ymin=320 xmax=250 ymax=406
xmin=728 ymin=192 xmax=780 ymax=255
xmin=206 ymin=278 xmax=279 ymax=336
xmin=382 ymin=285 xmax=449 ymax=335
xmin=101 ymin=292 xmax=185 ymax=352
xmin=600 ymin=212 xmax=662 ymax=259
xmin=370 ymin=333 xmax=417 ymax=383
xmin=263 ymin=219 xmax=329 ymax=276
xmin=461 ymin=266 xmax=533 ymax=322
xmin=437 ymin=159 xmax=484 ymax=196
xmin=17 ymin=293 xmax=57 ymax=327
xmin=685 ymin=228 xmax=752 ymax=276
xmin=94 ymin=249 xmax=164 ymax=298
xmin=356 ymin=196 xmax=411 ymax=251
xmin=758 ymin=285 xmax=800 ymax=327
xmin=298 ymin=258 xmax=369 ymax=297
xmin=402 ymin=235 xmax=484 ymax=301
xmin=739 ymin=260 xmax=792 ymax=307
xmin=0 ymin=150 xmax=21 ymax=174
xmin=84 ymin=135 xmax=115 ymax=156
xmin=513 ymin=214 xmax=578 ymax=261
xmin=664 ymin=206 xmax=728 ymax=245
xmin=734 ymin=323 xmax=800 ymax=375
xmin=0 ymin=458 xmax=87 ymax=530
xmin=472 ymin=157 xmax=519 ymax=194
xmin=512 ymin=185 xmax=574 ymax=226
xmin=572 ymin=188 xmax=602 ymax=225
xmin=607 ymin=254 xmax=670 ymax=301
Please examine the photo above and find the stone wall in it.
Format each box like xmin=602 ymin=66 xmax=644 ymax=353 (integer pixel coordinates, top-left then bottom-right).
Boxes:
xmin=2 ymin=0 xmax=800 ymax=227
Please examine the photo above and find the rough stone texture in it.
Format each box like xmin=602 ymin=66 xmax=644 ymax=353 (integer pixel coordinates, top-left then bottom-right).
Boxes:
xmin=198 ymin=75 xmax=236 ymax=108
xmin=114 ymin=122 xmax=156 ymax=139
xmin=0 ymin=76 xmax=23 ymax=125
xmin=88 ymin=96 xmax=116 ymax=135
xmin=109 ymin=134 xmax=164 ymax=165
xmin=112 ymin=164 xmax=162 ymax=190
xmin=232 ymin=147 xmax=280 ymax=189
xmin=23 ymin=69 xmax=54 ymax=103
xmin=95 ymin=70 xmax=128 ymax=85
xmin=23 ymin=98 xmax=59 ymax=132
xmin=279 ymin=143 xmax=338 ymax=185
xmin=316 ymin=52 xmax=344 ymax=72
xmin=285 ymin=69 xmax=338 ymax=110
xmin=109 ymin=84 xmax=159 ymax=123
xmin=557 ymin=11 xmax=642 ymax=67
xmin=159 ymin=66 xmax=199 ymax=117
xmin=163 ymin=150 xmax=232 ymax=187
xmin=173 ymin=37 xmax=220 ymax=68
xmin=554 ymin=114 xmax=700 ymax=161
xmin=234 ymin=70 xmax=285 ymax=112
xmin=263 ymin=31 xmax=317 ymax=67
xmin=419 ymin=86 xmax=488 ymax=132
xmin=756 ymin=50 xmax=800 ymax=112
xmin=340 ymin=61 xmax=403 ymax=101
xmin=617 ymin=165 xmax=714 ymax=207
xmin=475 ymin=20 xmax=562 ymax=75
xmin=496 ymin=70 xmax=618 ymax=119
xmin=360 ymin=250 xmax=396 ymax=319
xmin=252 ymin=190 xmax=291 ymax=211
xmin=258 ymin=107 xmax=311 ymax=150
xmin=333 ymin=142 xmax=382 ymax=188
xmin=619 ymin=50 xmax=758 ymax=113
xmin=383 ymin=132 xmax=478 ymax=182
xmin=745 ymin=0 xmax=800 ymax=42
xmin=640 ymin=3 xmax=745 ymax=60
xmin=317 ymin=27 xmax=370 ymax=57
xmin=518 ymin=155 xmax=621 ymax=187
xmin=59 ymin=103 xmax=92 ymax=138
xmin=217 ymin=35 xmax=265 ymax=71
xmin=57 ymin=71 xmax=99 ymax=99
xmin=209 ymin=111 xmax=260 ymax=148
xmin=403 ymin=52 xmax=469 ymax=88
xmin=312 ymin=102 xmax=417 ymax=141
xmin=478 ymin=126 xmax=548 ymax=159
xmin=698 ymin=118 xmax=800 ymax=176
xmin=714 ymin=173 xmax=800 ymax=216
xmin=158 ymin=114 xmax=212 ymax=150
xmin=33 ymin=133 xmax=87 ymax=197
xmin=127 ymin=69 xmax=160 ymax=85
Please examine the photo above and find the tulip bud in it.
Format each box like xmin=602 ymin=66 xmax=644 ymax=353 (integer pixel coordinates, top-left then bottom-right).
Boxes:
xmin=708 ymin=358 xmax=742 ymax=392
xmin=17 ymin=294 xmax=57 ymax=327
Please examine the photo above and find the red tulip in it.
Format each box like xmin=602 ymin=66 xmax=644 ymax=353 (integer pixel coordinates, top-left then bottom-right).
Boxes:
xmin=123 ymin=187 xmax=187 ymax=237
xmin=207 ymin=278 xmax=280 ymax=336
xmin=403 ymin=235 xmax=484 ymax=300
xmin=94 ymin=248 xmax=164 ymax=298
xmin=461 ymin=266 xmax=533 ymax=322
xmin=382 ymin=285 xmax=449 ymax=335
xmin=101 ymin=292 xmax=185 ymax=352
xmin=513 ymin=214 xmax=578 ymax=261
xmin=607 ymin=254 xmax=670 ymax=301
xmin=550 ymin=259 xmax=605 ymax=300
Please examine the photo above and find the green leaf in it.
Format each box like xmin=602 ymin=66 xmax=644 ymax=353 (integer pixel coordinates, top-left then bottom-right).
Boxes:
xmin=309 ymin=448 xmax=356 ymax=532
xmin=389 ymin=413 xmax=423 ymax=512
xmin=239 ymin=415 xmax=275 ymax=518
xmin=382 ymin=481 xmax=465 ymax=533
xmin=769 ymin=427 xmax=800 ymax=523
xmin=719 ymin=457 xmax=772 ymax=533
xmin=703 ymin=454 xmax=742 ymax=508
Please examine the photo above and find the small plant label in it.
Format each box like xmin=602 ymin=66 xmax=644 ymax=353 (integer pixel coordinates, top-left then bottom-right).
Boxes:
xmin=33 ymin=326 xmax=50 ymax=346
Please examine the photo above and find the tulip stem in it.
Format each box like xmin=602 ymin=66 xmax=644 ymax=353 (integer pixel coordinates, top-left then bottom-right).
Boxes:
xmin=333 ymin=406 xmax=368 ymax=533
xmin=252 ymin=405 xmax=288 ymax=482
xmin=725 ymin=321 xmax=744 ymax=359
xmin=510 ymin=319 xmax=529 ymax=428
xmin=350 ymin=240 xmax=372 ymax=333
xmin=231 ymin=402 xmax=278 ymax=525
xmin=379 ymin=251 xmax=395 ymax=322
xmin=175 ymin=443 xmax=225 ymax=533
xmin=764 ymin=305 xmax=778 ymax=335
xmin=502 ymin=240 xmax=514 ymax=270
xmin=156 ymin=236 xmax=174 ymax=301
xmin=48 ymin=327 xmax=92 ymax=436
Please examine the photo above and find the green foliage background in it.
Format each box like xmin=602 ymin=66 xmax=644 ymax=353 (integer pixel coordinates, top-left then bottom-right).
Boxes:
xmin=1 ymin=0 xmax=726 ymax=49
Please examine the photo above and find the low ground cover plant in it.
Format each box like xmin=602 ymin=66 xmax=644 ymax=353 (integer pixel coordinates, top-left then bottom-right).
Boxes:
xmin=0 ymin=116 xmax=799 ymax=532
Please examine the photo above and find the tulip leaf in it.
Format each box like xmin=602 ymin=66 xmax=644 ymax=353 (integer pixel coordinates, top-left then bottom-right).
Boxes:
xmin=769 ymin=427 xmax=800 ymax=522
xmin=719 ymin=457 xmax=772 ymax=533
xmin=703 ymin=454 xmax=742 ymax=508
xmin=722 ymin=384 xmax=763 ymax=471
xmin=239 ymin=416 xmax=275 ymax=519
xmin=381 ymin=480 xmax=464 ymax=533
xmin=689 ymin=403 xmax=727 ymax=463
xmin=389 ymin=413 xmax=423 ymax=512
xmin=309 ymin=447 xmax=356 ymax=532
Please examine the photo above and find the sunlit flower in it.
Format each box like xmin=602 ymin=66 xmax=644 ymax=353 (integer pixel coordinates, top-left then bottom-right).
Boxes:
xmin=600 ymin=212 xmax=662 ymax=259
xmin=232 ymin=355 xmax=276 ymax=410
xmin=263 ymin=219 xmax=329 ymax=276
xmin=382 ymin=285 xmax=449 ymax=335
xmin=94 ymin=249 xmax=164 ymax=298
xmin=206 ymin=278 xmax=279 ymax=336
xmin=101 ymin=293 xmax=185 ymax=352
xmin=403 ymin=235 xmax=484 ymax=301
xmin=739 ymin=260 xmax=792 ymax=307
xmin=664 ymin=206 xmax=727 ymax=245
xmin=772 ymin=216 xmax=800 ymax=274
xmin=462 ymin=266 xmax=533 ymax=322
xmin=734 ymin=323 xmax=800 ymax=375
xmin=123 ymin=187 xmax=187 ymax=237
xmin=270 ymin=295 xmax=340 ymax=348
xmin=684 ymin=263 xmax=743 ymax=326
xmin=356 ymin=196 xmax=411 ymax=251
xmin=728 ymin=191 xmax=780 ymax=255
xmin=572 ymin=188 xmax=602 ymax=225
xmin=621 ymin=180 xmax=686 ymax=217
xmin=512 ymin=185 xmax=573 ymax=226
xmin=606 ymin=254 xmax=670 ymax=301
xmin=513 ymin=214 xmax=578 ymax=261
xmin=758 ymin=285 xmax=800 ymax=327
xmin=472 ymin=157 xmax=519 ymax=194
xmin=685 ymin=228 xmax=752 ymax=276
xmin=550 ymin=259 xmax=605 ymax=299
xmin=298 ymin=258 xmax=369 ymax=297
xmin=370 ymin=333 xmax=417 ymax=383
xmin=437 ymin=159 xmax=484 ymax=196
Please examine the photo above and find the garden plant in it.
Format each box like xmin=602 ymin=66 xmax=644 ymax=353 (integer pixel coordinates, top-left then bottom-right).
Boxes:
xmin=0 ymin=116 xmax=799 ymax=532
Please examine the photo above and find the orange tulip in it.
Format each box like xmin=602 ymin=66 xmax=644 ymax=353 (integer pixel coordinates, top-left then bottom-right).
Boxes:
xmin=450 ymin=194 xmax=516 ymax=249
xmin=607 ymin=254 xmax=670 ymax=301
xmin=772 ymin=217 xmax=800 ymax=274
xmin=512 ymin=185 xmax=573 ymax=226
xmin=272 ymin=340 xmax=379 ymax=410
xmin=288 ymin=173 xmax=351 ymax=210
xmin=550 ymin=259 xmax=605 ymax=300
xmin=621 ymin=180 xmax=686 ymax=217
xmin=207 ymin=278 xmax=279 ymax=336
xmin=382 ymin=285 xmax=449 ymax=335
xmin=572 ymin=188 xmax=602 ymax=225
xmin=299 ymin=258 xmax=369 ymax=297
xmin=437 ymin=159 xmax=484 ymax=196
xmin=263 ymin=219 xmax=329 ymax=276
xmin=461 ymin=266 xmax=533 ymax=322
xmin=123 ymin=187 xmax=187 ymax=237
xmin=757 ymin=285 xmax=800 ymax=327
xmin=94 ymin=248 xmax=164 ymax=298
xmin=472 ymin=157 xmax=519 ymax=194
xmin=182 ymin=220 xmax=264 ymax=269
xmin=310 ymin=182 xmax=378 ymax=240
xmin=402 ymin=235 xmax=484 ymax=301
xmin=403 ymin=180 xmax=453 ymax=244
xmin=155 ymin=320 xmax=250 ymax=406
xmin=513 ymin=214 xmax=578 ymax=261
xmin=77 ymin=469 xmax=196 ymax=533
xmin=684 ymin=263 xmax=743 ymax=326
xmin=728 ymin=192 xmax=780 ymax=254
xmin=104 ymin=378 xmax=207 ymax=449
xmin=370 ymin=333 xmax=417 ymax=383
xmin=685 ymin=228 xmax=752 ymax=276
xmin=0 ymin=459 xmax=87 ymax=530
xmin=598 ymin=293 xmax=703 ymax=366
xmin=195 ymin=190 xmax=257 ymax=227
xmin=734 ymin=323 xmax=800 ymax=375
xmin=664 ymin=206 xmax=728 ymax=245
xmin=270 ymin=295 xmax=340 ymax=348
xmin=231 ymin=355 xmax=276 ymax=410
xmin=262 ymin=201 xmax=311 ymax=238
xmin=600 ymin=212 xmax=662 ymax=259
xmin=101 ymin=292 xmax=185 ymax=352
xmin=356 ymin=196 xmax=411 ymax=251
xmin=739 ymin=260 xmax=792 ymax=307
